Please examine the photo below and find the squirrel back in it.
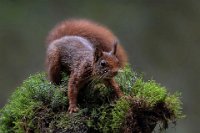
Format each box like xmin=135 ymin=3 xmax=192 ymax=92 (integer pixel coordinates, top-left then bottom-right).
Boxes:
xmin=46 ymin=19 xmax=127 ymax=113
xmin=46 ymin=19 xmax=127 ymax=67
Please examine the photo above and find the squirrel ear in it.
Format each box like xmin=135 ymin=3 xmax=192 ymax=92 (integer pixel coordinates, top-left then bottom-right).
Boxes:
xmin=94 ymin=47 xmax=103 ymax=62
xmin=110 ymin=40 xmax=118 ymax=55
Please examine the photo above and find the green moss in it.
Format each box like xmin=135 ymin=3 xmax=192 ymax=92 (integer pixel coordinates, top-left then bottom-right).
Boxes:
xmin=165 ymin=92 xmax=185 ymax=119
xmin=110 ymin=97 xmax=131 ymax=132
xmin=54 ymin=111 xmax=88 ymax=133
xmin=132 ymin=78 xmax=167 ymax=107
xmin=0 ymin=65 xmax=184 ymax=132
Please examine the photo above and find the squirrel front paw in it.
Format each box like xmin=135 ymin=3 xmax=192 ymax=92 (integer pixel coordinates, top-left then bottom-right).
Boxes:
xmin=68 ymin=104 xmax=79 ymax=114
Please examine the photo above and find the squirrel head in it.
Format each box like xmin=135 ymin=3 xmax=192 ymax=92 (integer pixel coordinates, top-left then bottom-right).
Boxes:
xmin=93 ymin=41 xmax=120 ymax=79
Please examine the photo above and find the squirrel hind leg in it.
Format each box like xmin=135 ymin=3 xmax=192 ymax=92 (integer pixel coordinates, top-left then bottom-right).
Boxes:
xmin=46 ymin=49 xmax=62 ymax=85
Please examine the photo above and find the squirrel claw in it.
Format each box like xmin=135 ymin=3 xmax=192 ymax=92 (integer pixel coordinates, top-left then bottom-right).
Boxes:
xmin=68 ymin=105 xmax=79 ymax=114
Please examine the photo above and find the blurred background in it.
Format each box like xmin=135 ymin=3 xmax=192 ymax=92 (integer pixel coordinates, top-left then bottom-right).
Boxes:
xmin=0 ymin=0 xmax=199 ymax=132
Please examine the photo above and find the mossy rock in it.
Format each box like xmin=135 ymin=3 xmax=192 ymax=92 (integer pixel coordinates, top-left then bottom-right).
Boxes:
xmin=0 ymin=65 xmax=184 ymax=133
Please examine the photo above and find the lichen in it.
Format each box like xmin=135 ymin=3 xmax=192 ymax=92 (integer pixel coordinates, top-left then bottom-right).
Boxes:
xmin=0 ymin=65 xmax=184 ymax=133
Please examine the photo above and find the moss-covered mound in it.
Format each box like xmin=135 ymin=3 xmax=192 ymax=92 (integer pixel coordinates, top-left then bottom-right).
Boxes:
xmin=0 ymin=66 xmax=184 ymax=133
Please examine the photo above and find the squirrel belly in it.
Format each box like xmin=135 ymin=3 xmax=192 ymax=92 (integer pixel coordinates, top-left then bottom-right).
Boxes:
xmin=45 ymin=19 xmax=127 ymax=113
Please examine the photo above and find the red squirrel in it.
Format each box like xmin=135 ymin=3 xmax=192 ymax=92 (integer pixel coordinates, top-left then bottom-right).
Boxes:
xmin=46 ymin=19 xmax=128 ymax=113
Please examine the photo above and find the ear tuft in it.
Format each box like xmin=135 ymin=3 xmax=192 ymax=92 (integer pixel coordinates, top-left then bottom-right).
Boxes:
xmin=94 ymin=47 xmax=103 ymax=62
xmin=110 ymin=40 xmax=118 ymax=55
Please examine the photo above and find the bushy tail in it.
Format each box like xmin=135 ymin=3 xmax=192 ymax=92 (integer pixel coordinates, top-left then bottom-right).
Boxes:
xmin=46 ymin=19 xmax=128 ymax=67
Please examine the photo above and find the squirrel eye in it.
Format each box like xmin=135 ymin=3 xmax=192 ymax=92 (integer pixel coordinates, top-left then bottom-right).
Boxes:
xmin=100 ymin=60 xmax=106 ymax=67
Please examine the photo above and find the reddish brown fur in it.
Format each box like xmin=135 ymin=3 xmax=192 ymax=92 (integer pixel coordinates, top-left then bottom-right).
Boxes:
xmin=47 ymin=19 xmax=128 ymax=67
xmin=46 ymin=19 xmax=128 ymax=113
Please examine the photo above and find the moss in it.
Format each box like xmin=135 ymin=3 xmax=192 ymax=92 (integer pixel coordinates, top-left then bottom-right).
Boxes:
xmin=165 ymin=92 xmax=185 ymax=119
xmin=110 ymin=97 xmax=132 ymax=132
xmin=0 ymin=65 xmax=184 ymax=133
xmin=132 ymin=78 xmax=167 ymax=107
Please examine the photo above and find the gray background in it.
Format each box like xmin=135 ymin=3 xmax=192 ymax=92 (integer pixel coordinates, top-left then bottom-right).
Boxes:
xmin=0 ymin=0 xmax=199 ymax=132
